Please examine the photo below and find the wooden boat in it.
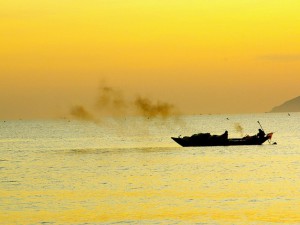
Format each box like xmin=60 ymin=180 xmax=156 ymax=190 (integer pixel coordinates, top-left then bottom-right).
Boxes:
xmin=171 ymin=130 xmax=273 ymax=147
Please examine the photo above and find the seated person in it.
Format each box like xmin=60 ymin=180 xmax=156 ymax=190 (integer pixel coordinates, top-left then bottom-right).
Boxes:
xmin=220 ymin=130 xmax=228 ymax=139
xmin=257 ymin=129 xmax=265 ymax=138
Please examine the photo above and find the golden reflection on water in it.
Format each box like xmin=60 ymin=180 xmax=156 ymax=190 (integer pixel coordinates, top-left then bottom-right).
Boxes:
xmin=1 ymin=115 xmax=300 ymax=224
xmin=1 ymin=149 xmax=300 ymax=224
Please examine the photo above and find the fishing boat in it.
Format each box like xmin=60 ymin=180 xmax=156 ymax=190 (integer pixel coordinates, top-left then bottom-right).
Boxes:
xmin=171 ymin=129 xmax=274 ymax=147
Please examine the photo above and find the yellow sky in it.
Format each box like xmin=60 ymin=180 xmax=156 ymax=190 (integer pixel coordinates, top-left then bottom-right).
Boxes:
xmin=1 ymin=0 xmax=300 ymax=118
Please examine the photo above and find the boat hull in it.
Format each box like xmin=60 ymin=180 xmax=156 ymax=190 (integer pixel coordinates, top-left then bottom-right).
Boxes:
xmin=171 ymin=135 xmax=270 ymax=147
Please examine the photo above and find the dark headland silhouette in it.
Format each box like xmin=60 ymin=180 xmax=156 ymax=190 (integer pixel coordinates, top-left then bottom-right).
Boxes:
xmin=271 ymin=96 xmax=300 ymax=112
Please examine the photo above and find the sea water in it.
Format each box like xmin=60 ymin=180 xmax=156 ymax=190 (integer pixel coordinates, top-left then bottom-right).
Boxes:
xmin=1 ymin=113 xmax=300 ymax=224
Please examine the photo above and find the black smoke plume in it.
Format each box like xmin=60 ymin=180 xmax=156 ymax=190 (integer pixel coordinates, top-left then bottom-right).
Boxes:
xmin=69 ymin=83 xmax=179 ymax=122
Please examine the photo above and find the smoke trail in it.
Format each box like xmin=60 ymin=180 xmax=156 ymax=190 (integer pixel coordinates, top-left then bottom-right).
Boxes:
xmin=68 ymin=82 xmax=186 ymax=136
xmin=234 ymin=123 xmax=244 ymax=137
xmin=93 ymin=84 xmax=177 ymax=119
xmin=95 ymin=86 xmax=124 ymax=108
xmin=134 ymin=96 xmax=175 ymax=119
xmin=95 ymin=85 xmax=128 ymax=116
xmin=70 ymin=105 xmax=97 ymax=122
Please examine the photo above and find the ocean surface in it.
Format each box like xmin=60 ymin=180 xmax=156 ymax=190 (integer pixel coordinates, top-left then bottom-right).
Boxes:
xmin=1 ymin=113 xmax=300 ymax=224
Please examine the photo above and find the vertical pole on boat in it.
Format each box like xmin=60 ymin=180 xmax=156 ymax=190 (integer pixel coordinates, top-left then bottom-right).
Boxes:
xmin=257 ymin=121 xmax=264 ymax=132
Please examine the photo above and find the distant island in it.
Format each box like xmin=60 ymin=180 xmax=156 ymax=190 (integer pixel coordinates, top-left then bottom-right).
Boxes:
xmin=271 ymin=96 xmax=300 ymax=112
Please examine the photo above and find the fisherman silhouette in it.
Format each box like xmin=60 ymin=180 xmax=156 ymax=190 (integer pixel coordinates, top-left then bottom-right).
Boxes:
xmin=257 ymin=129 xmax=265 ymax=138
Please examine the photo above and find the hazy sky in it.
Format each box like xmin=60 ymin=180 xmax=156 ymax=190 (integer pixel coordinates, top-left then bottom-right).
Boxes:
xmin=1 ymin=0 xmax=300 ymax=119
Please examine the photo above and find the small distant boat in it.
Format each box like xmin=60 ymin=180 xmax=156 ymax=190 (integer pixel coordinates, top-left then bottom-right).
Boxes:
xmin=171 ymin=130 xmax=274 ymax=147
